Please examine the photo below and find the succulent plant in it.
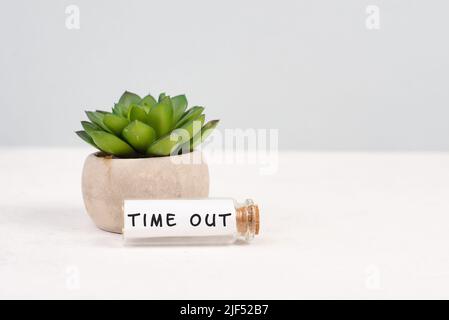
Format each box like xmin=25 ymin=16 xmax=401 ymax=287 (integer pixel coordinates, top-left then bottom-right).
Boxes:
xmin=76 ymin=91 xmax=219 ymax=158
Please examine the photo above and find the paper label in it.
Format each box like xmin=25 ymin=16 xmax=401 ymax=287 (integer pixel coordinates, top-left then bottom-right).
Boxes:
xmin=123 ymin=199 xmax=236 ymax=238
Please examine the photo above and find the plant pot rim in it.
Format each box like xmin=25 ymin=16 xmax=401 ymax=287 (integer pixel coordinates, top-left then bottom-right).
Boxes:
xmin=90 ymin=150 xmax=203 ymax=161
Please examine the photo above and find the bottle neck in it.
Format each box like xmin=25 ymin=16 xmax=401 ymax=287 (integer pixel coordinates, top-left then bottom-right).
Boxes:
xmin=236 ymin=199 xmax=260 ymax=241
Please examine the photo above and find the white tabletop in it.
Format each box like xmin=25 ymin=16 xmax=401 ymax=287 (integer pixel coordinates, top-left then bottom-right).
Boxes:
xmin=1 ymin=148 xmax=448 ymax=299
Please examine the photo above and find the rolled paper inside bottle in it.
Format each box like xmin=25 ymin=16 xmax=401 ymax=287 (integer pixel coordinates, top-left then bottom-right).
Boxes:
xmin=122 ymin=199 xmax=237 ymax=239
xmin=122 ymin=198 xmax=260 ymax=244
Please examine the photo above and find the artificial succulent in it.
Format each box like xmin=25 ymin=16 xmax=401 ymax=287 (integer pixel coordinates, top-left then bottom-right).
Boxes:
xmin=76 ymin=91 xmax=219 ymax=157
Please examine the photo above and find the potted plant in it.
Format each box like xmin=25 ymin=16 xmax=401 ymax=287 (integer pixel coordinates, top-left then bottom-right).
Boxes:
xmin=76 ymin=91 xmax=219 ymax=233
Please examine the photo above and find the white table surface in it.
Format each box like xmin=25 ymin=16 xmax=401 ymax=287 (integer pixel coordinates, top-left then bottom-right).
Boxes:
xmin=1 ymin=148 xmax=449 ymax=299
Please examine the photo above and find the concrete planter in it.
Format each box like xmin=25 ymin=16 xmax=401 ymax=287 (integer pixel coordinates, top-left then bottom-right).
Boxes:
xmin=81 ymin=151 xmax=209 ymax=233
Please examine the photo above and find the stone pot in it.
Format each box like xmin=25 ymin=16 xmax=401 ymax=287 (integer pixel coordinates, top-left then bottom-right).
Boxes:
xmin=81 ymin=151 xmax=209 ymax=233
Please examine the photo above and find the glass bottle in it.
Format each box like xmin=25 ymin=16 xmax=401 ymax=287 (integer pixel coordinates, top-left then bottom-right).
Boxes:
xmin=122 ymin=198 xmax=260 ymax=245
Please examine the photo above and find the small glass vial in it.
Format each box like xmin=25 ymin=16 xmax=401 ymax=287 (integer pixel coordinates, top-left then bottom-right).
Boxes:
xmin=122 ymin=198 xmax=260 ymax=245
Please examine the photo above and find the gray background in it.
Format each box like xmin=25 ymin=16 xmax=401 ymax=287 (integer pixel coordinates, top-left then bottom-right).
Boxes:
xmin=1 ymin=0 xmax=448 ymax=150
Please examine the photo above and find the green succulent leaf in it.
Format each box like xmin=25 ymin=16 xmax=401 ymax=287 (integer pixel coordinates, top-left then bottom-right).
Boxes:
xmin=76 ymin=130 xmax=98 ymax=149
xmin=147 ymin=114 xmax=205 ymax=156
xmin=118 ymin=91 xmax=141 ymax=117
xmin=122 ymin=120 xmax=156 ymax=153
xmin=171 ymin=94 xmax=188 ymax=125
xmin=81 ymin=121 xmax=102 ymax=136
xmin=128 ymin=104 xmax=148 ymax=123
xmin=158 ymin=92 xmax=167 ymax=102
xmin=103 ymin=114 xmax=129 ymax=136
xmin=89 ymin=131 xmax=135 ymax=157
xmin=147 ymin=96 xmax=174 ymax=137
xmin=176 ymin=106 xmax=204 ymax=128
xmin=140 ymin=94 xmax=157 ymax=112
xmin=112 ymin=103 xmax=126 ymax=117
xmin=85 ymin=111 xmax=112 ymax=133
xmin=119 ymin=91 xmax=141 ymax=107
xmin=189 ymin=119 xmax=219 ymax=151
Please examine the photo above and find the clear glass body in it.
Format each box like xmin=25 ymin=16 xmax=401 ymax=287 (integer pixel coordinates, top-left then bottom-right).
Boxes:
xmin=123 ymin=198 xmax=259 ymax=246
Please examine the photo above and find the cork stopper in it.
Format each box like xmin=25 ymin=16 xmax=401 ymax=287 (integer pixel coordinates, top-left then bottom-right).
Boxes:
xmin=236 ymin=201 xmax=260 ymax=239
